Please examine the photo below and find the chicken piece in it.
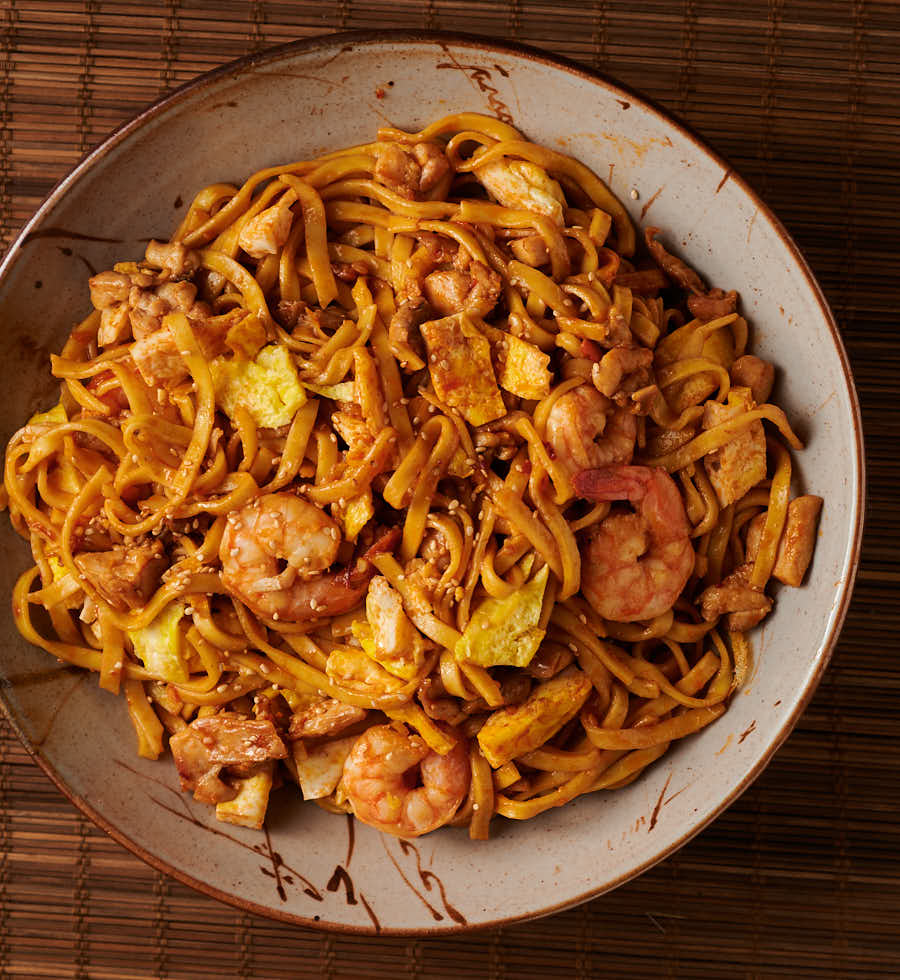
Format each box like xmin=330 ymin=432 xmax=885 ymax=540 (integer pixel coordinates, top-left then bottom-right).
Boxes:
xmin=509 ymin=234 xmax=550 ymax=268
xmin=475 ymin=158 xmax=566 ymax=225
xmin=365 ymin=575 xmax=427 ymax=679
xmin=418 ymin=675 xmax=467 ymax=725
xmin=700 ymin=563 xmax=773 ymax=631
xmin=97 ymin=303 xmax=131 ymax=346
xmin=373 ymin=141 xmax=451 ymax=200
xmin=646 ymin=227 xmax=741 ymax=321
xmin=144 ymin=240 xmax=201 ymax=280
xmin=423 ymin=255 xmax=501 ymax=318
xmin=590 ymin=345 xmax=654 ymax=400
xmin=238 ymin=196 xmax=295 ymax=259
xmin=411 ymin=141 xmax=452 ymax=194
xmin=731 ymin=354 xmax=775 ymax=405
xmin=331 ymin=260 xmax=370 ymax=283
xmin=169 ymin=713 xmax=287 ymax=806
xmin=702 ymin=387 xmax=767 ymax=507
xmin=287 ymin=699 xmax=367 ymax=739
xmin=745 ymin=495 xmax=823 ymax=587
xmin=74 ymin=540 xmax=168 ymax=612
xmin=89 ymin=271 xmax=131 ymax=309
xmin=645 ymin=227 xmax=705 ymax=294
xmin=613 ymin=268 xmax=669 ymax=294
xmin=688 ymin=288 xmax=738 ymax=322
xmin=420 ymin=313 xmax=506 ymax=426
xmin=130 ymin=312 xmax=227 ymax=388
xmin=154 ymin=280 xmax=198 ymax=313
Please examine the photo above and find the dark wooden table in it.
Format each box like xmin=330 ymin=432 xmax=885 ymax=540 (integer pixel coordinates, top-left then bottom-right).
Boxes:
xmin=1 ymin=2 xmax=898 ymax=977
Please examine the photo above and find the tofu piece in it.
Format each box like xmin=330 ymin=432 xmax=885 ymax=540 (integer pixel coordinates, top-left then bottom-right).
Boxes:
xmin=745 ymin=495 xmax=823 ymax=587
xmin=293 ymin=737 xmax=357 ymax=800
xmin=216 ymin=762 xmax=275 ymax=829
xmin=480 ymin=322 xmax=552 ymax=400
xmin=209 ymin=344 xmax=307 ymax=429
xmin=456 ymin=566 xmax=549 ymax=668
xmin=477 ymin=667 xmax=592 ymax=768
xmin=475 ymin=158 xmax=565 ymax=225
xmin=702 ymin=386 xmax=767 ymax=507
xmin=420 ymin=313 xmax=505 ymax=426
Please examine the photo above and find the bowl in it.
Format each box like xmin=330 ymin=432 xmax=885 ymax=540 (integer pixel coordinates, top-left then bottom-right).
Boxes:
xmin=0 ymin=31 xmax=863 ymax=934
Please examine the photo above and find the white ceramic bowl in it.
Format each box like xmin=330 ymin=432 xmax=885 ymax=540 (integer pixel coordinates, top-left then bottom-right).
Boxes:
xmin=0 ymin=32 xmax=863 ymax=934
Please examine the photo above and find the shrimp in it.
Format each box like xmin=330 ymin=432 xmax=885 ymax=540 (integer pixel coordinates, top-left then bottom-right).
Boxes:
xmin=574 ymin=465 xmax=694 ymax=622
xmin=544 ymin=384 xmax=636 ymax=480
xmin=219 ymin=492 xmax=369 ymax=623
xmin=342 ymin=725 xmax=470 ymax=837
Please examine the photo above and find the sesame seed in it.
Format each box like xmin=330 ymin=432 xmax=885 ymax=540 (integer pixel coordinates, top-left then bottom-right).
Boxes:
xmin=578 ymin=613 xmax=587 ymax=625
xmin=272 ymin=612 xmax=280 ymax=621
xmin=568 ymin=642 xmax=578 ymax=653
xmin=472 ymin=803 xmax=480 ymax=811
xmin=216 ymin=683 xmax=228 ymax=693
xmin=630 ymin=188 xmax=639 ymax=200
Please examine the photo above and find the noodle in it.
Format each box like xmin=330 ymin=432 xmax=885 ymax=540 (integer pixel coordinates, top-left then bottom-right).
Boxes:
xmin=2 ymin=113 xmax=822 ymax=840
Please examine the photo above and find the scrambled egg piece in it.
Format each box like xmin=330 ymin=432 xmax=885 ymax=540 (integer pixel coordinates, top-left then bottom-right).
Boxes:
xmin=475 ymin=158 xmax=566 ymax=225
xmin=702 ymin=386 xmax=767 ymax=507
xmin=224 ymin=313 xmax=267 ymax=359
xmin=215 ymin=763 xmax=274 ymax=829
xmin=127 ymin=602 xmax=188 ymax=684
xmin=420 ymin=313 xmax=505 ymax=426
xmin=28 ymin=402 xmax=66 ymax=426
xmin=293 ymin=737 xmax=357 ymax=801
xmin=325 ymin=646 xmax=405 ymax=695
xmin=456 ymin=565 xmax=549 ymax=668
xmin=335 ymin=489 xmax=374 ymax=542
xmin=477 ymin=668 xmax=592 ymax=768
xmin=480 ymin=322 xmax=551 ymax=400
xmin=210 ymin=344 xmax=307 ymax=429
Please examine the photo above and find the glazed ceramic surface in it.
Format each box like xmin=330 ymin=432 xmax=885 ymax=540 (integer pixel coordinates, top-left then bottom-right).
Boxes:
xmin=0 ymin=33 xmax=863 ymax=933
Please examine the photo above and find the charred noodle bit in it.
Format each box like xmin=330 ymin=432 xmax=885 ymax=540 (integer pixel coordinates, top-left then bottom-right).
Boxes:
xmin=3 ymin=113 xmax=820 ymax=840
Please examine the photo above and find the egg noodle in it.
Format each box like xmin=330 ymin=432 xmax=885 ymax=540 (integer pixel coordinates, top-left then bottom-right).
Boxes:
xmin=3 ymin=113 xmax=822 ymax=839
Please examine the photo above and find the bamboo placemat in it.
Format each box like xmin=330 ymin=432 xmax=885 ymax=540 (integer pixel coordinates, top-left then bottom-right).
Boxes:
xmin=1 ymin=2 xmax=898 ymax=977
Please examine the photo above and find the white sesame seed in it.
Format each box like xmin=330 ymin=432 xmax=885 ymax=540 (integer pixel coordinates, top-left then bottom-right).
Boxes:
xmin=472 ymin=803 xmax=480 ymax=811
xmin=272 ymin=612 xmax=280 ymax=621
xmin=578 ymin=613 xmax=587 ymax=625
xmin=568 ymin=643 xmax=578 ymax=653
xmin=630 ymin=188 xmax=639 ymax=200
xmin=216 ymin=683 xmax=228 ymax=693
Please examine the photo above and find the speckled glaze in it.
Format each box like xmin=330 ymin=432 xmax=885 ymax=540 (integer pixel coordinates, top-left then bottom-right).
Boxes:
xmin=0 ymin=33 xmax=863 ymax=934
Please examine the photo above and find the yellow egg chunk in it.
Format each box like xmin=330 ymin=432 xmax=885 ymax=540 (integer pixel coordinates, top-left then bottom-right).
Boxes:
xmin=480 ymin=322 xmax=551 ymax=400
xmin=420 ymin=312 xmax=506 ymax=426
xmin=477 ymin=667 xmax=592 ymax=768
xmin=216 ymin=763 xmax=275 ymax=829
xmin=28 ymin=402 xmax=67 ymax=426
xmin=127 ymin=601 xmax=188 ymax=684
xmin=456 ymin=565 xmax=549 ymax=668
xmin=210 ymin=344 xmax=306 ymax=428
xmin=293 ymin=737 xmax=357 ymax=801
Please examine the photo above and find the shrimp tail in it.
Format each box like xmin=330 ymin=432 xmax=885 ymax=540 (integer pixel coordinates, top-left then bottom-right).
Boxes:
xmin=573 ymin=465 xmax=648 ymax=502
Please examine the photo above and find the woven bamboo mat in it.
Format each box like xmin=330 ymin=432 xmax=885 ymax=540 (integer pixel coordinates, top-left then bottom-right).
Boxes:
xmin=1 ymin=2 xmax=898 ymax=977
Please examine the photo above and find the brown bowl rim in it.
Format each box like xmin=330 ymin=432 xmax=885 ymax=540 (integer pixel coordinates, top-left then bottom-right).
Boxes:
xmin=0 ymin=29 xmax=865 ymax=937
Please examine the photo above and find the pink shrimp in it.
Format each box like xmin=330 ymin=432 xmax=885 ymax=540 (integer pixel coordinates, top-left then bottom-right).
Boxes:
xmin=342 ymin=725 xmax=469 ymax=838
xmin=544 ymin=384 xmax=636 ymax=481
xmin=219 ymin=493 xmax=397 ymax=623
xmin=574 ymin=465 xmax=694 ymax=622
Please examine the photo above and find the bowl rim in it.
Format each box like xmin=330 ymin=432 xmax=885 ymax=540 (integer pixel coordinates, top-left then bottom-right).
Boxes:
xmin=0 ymin=28 xmax=865 ymax=936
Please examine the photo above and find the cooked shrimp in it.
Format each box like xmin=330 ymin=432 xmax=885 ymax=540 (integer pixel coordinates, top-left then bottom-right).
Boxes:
xmin=219 ymin=492 xmax=367 ymax=623
xmin=342 ymin=725 xmax=470 ymax=837
xmin=574 ymin=465 xmax=694 ymax=622
xmin=544 ymin=384 xmax=636 ymax=480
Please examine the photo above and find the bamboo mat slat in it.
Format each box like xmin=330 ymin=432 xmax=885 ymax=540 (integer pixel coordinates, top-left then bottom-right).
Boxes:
xmin=1 ymin=1 xmax=899 ymax=977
